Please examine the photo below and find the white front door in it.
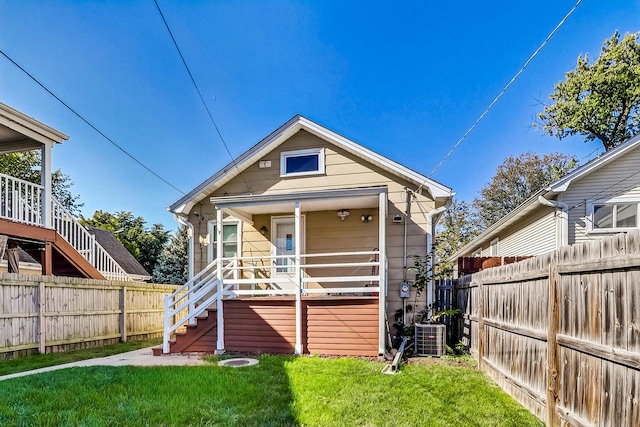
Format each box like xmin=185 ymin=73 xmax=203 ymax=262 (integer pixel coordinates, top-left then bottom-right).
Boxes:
xmin=271 ymin=216 xmax=305 ymax=282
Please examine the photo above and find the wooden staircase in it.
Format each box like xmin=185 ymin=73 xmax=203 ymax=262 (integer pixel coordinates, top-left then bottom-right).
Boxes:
xmin=0 ymin=217 xmax=105 ymax=279
xmin=153 ymin=308 xmax=218 ymax=355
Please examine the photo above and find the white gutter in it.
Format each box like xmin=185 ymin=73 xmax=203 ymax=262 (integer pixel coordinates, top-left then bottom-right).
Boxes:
xmin=426 ymin=198 xmax=452 ymax=309
xmin=174 ymin=213 xmax=195 ymax=325
xmin=537 ymin=196 xmax=568 ymax=248
xmin=174 ymin=214 xmax=194 ymax=281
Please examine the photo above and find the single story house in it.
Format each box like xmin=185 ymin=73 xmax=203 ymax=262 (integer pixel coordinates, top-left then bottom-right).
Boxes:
xmin=162 ymin=115 xmax=454 ymax=357
xmin=451 ymin=133 xmax=640 ymax=271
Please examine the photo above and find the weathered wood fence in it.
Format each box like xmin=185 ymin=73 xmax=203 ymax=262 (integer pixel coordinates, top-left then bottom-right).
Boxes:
xmin=0 ymin=272 xmax=179 ymax=359
xmin=455 ymin=231 xmax=640 ymax=426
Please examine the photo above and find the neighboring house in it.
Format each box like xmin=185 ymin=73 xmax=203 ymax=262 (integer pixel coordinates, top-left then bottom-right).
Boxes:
xmin=163 ymin=115 xmax=454 ymax=357
xmin=0 ymin=249 xmax=42 ymax=274
xmin=0 ymin=102 xmax=135 ymax=281
xmin=86 ymin=226 xmax=151 ymax=282
xmin=451 ymin=133 xmax=640 ymax=269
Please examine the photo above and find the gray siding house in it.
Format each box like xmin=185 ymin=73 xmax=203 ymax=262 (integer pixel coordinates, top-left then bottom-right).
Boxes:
xmin=451 ymin=133 xmax=640 ymax=265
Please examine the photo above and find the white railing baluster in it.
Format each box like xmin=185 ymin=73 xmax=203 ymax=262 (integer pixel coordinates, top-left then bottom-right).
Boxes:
xmin=0 ymin=173 xmax=132 ymax=281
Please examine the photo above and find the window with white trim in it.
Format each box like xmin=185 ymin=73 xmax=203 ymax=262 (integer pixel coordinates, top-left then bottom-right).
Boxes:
xmin=490 ymin=238 xmax=499 ymax=256
xmin=472 ymin=248 xmax=482 ymax=257
xmin=587 ymin=199 xmax=639 ymax=232
xmin=280 ymin=148 xmax=325 ymax=177
xmin=207 ymin=220 xmax=241 ymax=262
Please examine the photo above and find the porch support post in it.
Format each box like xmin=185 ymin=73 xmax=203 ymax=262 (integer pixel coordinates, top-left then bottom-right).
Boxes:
xmin=294 ymin=201 xmax=303 ymax=355
xmin=215 ymin=207 xmax=225 ymax=353
xmin=378 ymin=191 xmax=387 ymax=356
xmin=41 ymin=143 xmax=52 ymax=228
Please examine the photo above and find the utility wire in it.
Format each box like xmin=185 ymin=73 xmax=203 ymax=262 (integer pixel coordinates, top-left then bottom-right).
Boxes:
xmin=153 ymin=0 xmax=252 ymax=194
xmin=0 ymin=49 xmax=186 ymax=195
xmin=427 ymin=0 xmax=583 ymax=179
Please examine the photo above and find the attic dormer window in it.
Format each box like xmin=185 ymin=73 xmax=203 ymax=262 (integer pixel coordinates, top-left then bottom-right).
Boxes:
xmin=280 ymin=148 xmax=325 ymax=177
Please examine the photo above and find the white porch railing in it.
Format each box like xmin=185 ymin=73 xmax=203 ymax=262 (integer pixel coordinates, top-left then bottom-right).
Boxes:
xmin=0 ymin=173 xmax=131 ymax=281
xmin=162 ymin=250 xmax=381 ymax=353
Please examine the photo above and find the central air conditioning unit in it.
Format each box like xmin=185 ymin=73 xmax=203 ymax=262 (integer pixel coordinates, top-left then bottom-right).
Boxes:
xmin=414 ymin=323 xmax=446 ymax=357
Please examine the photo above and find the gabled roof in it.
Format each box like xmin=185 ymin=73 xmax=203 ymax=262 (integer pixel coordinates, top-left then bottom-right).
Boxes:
xmin=169 ymin=115 xmax=453 ymax=215
xmin=449 ymin=133 xmax=640 ymax=260
xmin=87 ymin=226 xmax=151 ymax=281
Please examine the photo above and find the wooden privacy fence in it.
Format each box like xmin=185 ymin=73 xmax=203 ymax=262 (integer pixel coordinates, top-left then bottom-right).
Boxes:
xmin=0 ymin=272 xmax=179 ymax=359
xmin=455 ymin=231 xmax=640 ymax=427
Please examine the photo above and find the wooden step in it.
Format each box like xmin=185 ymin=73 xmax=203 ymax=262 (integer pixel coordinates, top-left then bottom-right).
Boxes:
xmin=168 ymin=311 xmax=218 ymax=354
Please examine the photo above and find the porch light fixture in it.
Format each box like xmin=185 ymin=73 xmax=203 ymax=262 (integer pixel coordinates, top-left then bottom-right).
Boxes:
xmin=259 ymin=226 xmax=268 ymax=235
xmin=361 ymin=215 xmax=373 ymax=223
xmin=337 ymin=210 xmax=350 ymax=220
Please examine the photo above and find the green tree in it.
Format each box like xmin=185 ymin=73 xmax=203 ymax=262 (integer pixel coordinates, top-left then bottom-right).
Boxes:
xmin=472 ymin=152 xmax=576 ymax=230
xmin=80 ymin=210 xmax=170 ymax=274
xmin=0 ymin=151 xmax=83 ymax=214
xmin=432 ymin=199 xmax=480 ymax=278
xmin=152 ymin=225 xmax=188 ymax=284
xmin=538 ymin=31 xmax=640 ymax=151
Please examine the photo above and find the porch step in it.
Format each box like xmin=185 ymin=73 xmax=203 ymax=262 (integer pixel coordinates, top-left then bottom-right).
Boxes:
xmin=158 ymin=308 xmax=218 ymax=355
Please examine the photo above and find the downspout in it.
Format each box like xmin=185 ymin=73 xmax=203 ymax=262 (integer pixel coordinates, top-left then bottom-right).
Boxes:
xmin=174 ymin=214 xmax=194 ymax=280
xmin=174 ymin=213 xmax=195 ymax=325
xmin=537 ymin=196 xmax=568 ymax=248
xmin=403 ymin=188 xmax=411 ymax=326
xmin=426 ymin=199 xmax=452 ymax=311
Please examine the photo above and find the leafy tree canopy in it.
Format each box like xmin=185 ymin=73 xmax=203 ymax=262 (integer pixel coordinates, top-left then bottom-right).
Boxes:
xmin=538 ymin=31 xmax=640 ymax=151
xmin=81 ymin=210 xmax=170 ymax=274
xmin=0 ymin=151 xmax=83 ymax=214
xmin=472 ymin=152 xmax=576 ymax=230
xmin=152 ymin=225 xmax=188 ymax=284
xmin=433 ymin=199 xmax=479 ymax=279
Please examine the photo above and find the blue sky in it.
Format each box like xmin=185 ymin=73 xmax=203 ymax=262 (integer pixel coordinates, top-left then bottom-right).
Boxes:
xmin=1 ymin=1 xmax=638 ymax=232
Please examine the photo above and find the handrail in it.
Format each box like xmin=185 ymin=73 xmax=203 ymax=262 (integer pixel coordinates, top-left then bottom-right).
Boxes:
xmin=0 ymin=173 xmax=131 ymax=281
xmin=163 ymin=259 xmax=238 ymax=353
xmin=51 ymin=198 xmax=130 ymax=281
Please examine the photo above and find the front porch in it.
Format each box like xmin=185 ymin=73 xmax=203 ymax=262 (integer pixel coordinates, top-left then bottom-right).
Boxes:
xmin=163 ymin=186 xmax=388 ymax=356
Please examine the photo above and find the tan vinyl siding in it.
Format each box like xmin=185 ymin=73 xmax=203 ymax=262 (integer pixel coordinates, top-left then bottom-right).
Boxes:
xmin=562 ymin=145 xmax=640 ymax=244
xmin=188 ymin=129 xmax=438 ymax=323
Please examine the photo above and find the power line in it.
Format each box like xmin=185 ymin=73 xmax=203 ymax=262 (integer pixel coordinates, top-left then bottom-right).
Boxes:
xmin=0 ymin=49 xmax=186 ymax=195
xmin=153 ymin=0 xmax=252 ymax=194
xmin=427 ymin=0 xmax=583 ymax=178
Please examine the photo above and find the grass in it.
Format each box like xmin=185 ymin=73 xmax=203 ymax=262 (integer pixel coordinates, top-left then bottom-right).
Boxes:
xmin=0 ymin=354 xmax=543 ymax=427
xmin=0 ymin=338 xmax=161 ymax=376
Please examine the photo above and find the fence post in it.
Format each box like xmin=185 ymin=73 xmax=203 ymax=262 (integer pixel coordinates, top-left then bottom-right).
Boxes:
xmin=477 ymin=277 xmax=485 ymax=370
xmin=120 ymin=286 xmax=128 ymax=342
xmin=38 ymin=281 xmax=45 ymax=354
xmin=547 ymin=262 xmax=561 ymax=426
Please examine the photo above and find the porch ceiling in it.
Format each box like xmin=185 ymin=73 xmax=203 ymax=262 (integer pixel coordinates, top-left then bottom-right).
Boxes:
xmin=0 ymin=103 xmax=68 ymax=153
xmin=212 ymin=186 xmax=385 ymax=216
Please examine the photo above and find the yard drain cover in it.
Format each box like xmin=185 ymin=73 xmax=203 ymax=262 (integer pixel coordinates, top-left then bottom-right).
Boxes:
xmin=218 ymin=358 xmax=259 ymax=368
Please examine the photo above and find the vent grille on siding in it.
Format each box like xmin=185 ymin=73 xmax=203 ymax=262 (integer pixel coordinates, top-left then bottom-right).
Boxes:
xmin=414 ymin=323 xmax=446 ymax=357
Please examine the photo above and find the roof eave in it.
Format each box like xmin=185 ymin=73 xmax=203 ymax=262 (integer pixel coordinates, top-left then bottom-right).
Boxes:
xmin=168 ymin=115 xmax=453 ymax=215
xmin=448 ymin=188 xmax=552 ymax=261
xmin=0 ymin=102 xmax=69 ymax=146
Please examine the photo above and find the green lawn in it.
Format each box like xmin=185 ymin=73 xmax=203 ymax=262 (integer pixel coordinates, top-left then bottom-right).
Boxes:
xmin=0 ymin=355 xmax=542 ymax=427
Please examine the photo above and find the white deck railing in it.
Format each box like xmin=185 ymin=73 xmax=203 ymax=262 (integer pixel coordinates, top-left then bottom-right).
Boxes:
xmin=51 ymin=198 xmax=130 ymax=281
xmin=0 ymin=173 xmax=131 ymax=281
xmin=162 ymin=250 xmax=381 ymax=353
xmin=0 ymin=174 xmax=43 ymax=226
